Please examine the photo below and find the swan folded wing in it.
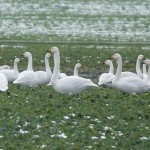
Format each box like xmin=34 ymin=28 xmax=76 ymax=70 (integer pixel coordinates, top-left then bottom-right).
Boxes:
xmin=36 ymin=71 xmax=50 ymax=85
xmin=115 ymin=77 xmax=150 ymax=94
xmin=0 ymin=73 xmax=8 ymax=91
xmin=54 ymin=76 xmax=97 ymax=95
xmin=13 ymin=71 xmax=38 ymax=87
xmin=0 ymin=70 xmax=16 ymax=82
xmin=99 ymin=73 xmax=114 ymax=85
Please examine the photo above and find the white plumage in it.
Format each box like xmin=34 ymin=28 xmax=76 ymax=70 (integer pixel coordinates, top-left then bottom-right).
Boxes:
xmin=0 ymin=58 xmax=20 ymax=82
xmin=13 ymin=52 xmax=38 ymax=87
xmin=35 ymin=53 xmax=52 ymax=86
xmin=48 ymin=47 xmax=98 ymax=95
xmin=112 ymin=53 xmax=150 ymax=95
xmin=0 ymin=73 xmax=8 ymax=92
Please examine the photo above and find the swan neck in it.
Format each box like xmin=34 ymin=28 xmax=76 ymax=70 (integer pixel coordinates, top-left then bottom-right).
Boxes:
xmin=143 ymin=64 xmax=147 ymax=75
xmin=14 ymin=61 xmax=19 ymax=75
xmin=27 ymin=55 xmax=33 ymax=71
xmin=74 ymin=67 xmax=78 ymax=76
xmin=45 ymin=57 xmax=52 ymax=76
xmin=108 ymin=62 xmax=113 ymax=74
xmin=51 ymin=51 xmax=60 ymax=84
xmin=147 ymin=65 xmax=150 ymax=81
xmin=115 ymin=57 xmax=122 ymax=80
xmin=136 ymin=58 xmax=142 ymax=78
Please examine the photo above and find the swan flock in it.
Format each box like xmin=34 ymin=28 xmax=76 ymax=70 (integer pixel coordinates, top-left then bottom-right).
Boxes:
xmin=0 ymin=47 xmax=150 ymax=95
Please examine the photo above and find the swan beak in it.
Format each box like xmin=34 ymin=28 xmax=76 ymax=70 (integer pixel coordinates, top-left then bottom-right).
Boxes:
xmin=111 ymin=55 xmax=115 ymax=59
xmin=47 ymin=48 xmax=52 ymax=53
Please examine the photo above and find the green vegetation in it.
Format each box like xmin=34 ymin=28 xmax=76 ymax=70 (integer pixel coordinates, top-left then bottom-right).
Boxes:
xmin=0 ymin=0 xmax=150 ymax=149
xmin=0 ymin=44 xmax=150 ymax=149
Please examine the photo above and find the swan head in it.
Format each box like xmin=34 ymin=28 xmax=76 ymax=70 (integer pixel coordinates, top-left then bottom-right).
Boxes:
xmin=143 ymin=59 xmax=150 ymax=65
xmin=45 ymin=53 xmax=51 ymax=59
xmin=75 ymin=63 xmax=82 ymax=68
xmin=14 ymin=58 xmax=21 ymax=63
xmin=23 ymin=52 xmax=32 ymax=58
xmin=47 ymin=47 xmax=59 ymax=54
xmin=111 ymin=53 xmax=121 ymax=61
xmin=105 ymin=60 xmax=112 ymax=65
xmin=138 ymin=55 xmax=144 ymax=60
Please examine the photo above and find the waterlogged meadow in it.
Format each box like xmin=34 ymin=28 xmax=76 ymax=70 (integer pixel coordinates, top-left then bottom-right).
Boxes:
xmin=0 ymin=0 xmax=150 ymax=149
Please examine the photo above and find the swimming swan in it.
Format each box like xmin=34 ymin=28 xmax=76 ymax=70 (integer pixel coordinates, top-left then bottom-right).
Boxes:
xmin=112 ymin=53 xmax=150 ymax=95
xmin=47 ymin=47 xmax=98 ymax=95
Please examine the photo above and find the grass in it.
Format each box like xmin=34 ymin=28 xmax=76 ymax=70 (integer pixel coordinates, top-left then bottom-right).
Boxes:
xmin=1 ymin=0 xmax=150 ymax=149
xmin=0 ymin=44 xmax=150 ymax=149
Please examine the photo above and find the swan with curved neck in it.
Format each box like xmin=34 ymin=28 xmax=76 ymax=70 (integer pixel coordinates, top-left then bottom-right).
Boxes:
xmin=136 ymin=55 xmax=144 ymax=78
xmin=13 ymin=52 xmax=38 ymax=87
xmin=74 ymin=63 xmax=81 ymax=76
xmin=142 ymin=63 xmax=148 ymax=81
xmin=47 ymin=47 xmax=98 ymax=95
xmin=143 ymin=59 xmax=150 ymax=83
xmin=98 ymin=60 xmax=114 ymax=87
xmin=0 ymin=58 xmax=20 ymax=82
xmin=112 ymin=53 xmax=150 ymax=95
xmin=0 ymin=73 xmax=8 ymax=92
xmin=36 ymin=53 xmax=52 ymax=85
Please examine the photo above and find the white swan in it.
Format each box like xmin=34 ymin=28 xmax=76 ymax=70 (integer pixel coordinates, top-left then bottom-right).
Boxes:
xmin=13 ymin=52 xmax=38 ymax=87
xmin=0 ymin=65 xmax=10 ymax=70
xmin=98 ymin=60 xmax=115 ymax=87
xmin=0 ymin=58 xmax=20 ymax=82
xmin=143 ymin=59 xmax=150 ymax=83
xmin=0 ymin=73 xmax=8 ymax=92
xmin=112 ymin=53 xmax=150 ymax=95
xmin=35 ymin=53 xmax=52 ymax=86
xmin=142 ymin=64 xmax=148 ymax=81
xmin=74 ymin=63 xmax=81 ymax=76
xmin=48 ymin=47 xmax=98 ymax=95
xmin=136 ymin=55 xmax=144 ymax=78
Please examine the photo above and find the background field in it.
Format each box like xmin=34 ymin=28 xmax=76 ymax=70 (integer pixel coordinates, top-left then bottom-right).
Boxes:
xmin=0 ymin=0 xmax=150 ymax=150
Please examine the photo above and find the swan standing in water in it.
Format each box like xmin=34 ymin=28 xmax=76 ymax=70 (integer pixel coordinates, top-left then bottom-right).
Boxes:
xmin=13 ymin=52 xmax=38 ymax=87
xmin=0 ymin=65 xmax=10 ymax=70
xmin=47 ymin=47 xmax=98 ymax=95
xmin=0 ymin=73 xmax=8 ymax=92
xmin=98 ymin=60 xmax=114 ymax=87
xmin=112 ymin=53 xmax=150 ymax=95
xmin=35 ymin=53 xmax=52 ymax=86
xmin=74 ymin=63 xmax=82 ymax=76
xmin=0 ymin=58 xmax=20 ymax=82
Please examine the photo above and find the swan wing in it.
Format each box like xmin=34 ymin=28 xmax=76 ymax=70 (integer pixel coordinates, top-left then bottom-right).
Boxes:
xmin=35 ymin=71 xmax=50 ymax=85
xmin=113 ymin=76 xmax=150 ymax=94
xmin=98 ymin=73 xmax=114 ymax=85
xmin=0 ymin=73 xmax=8 ymax=91
xmin=53 ymin=76 xmax=98 ymax=95
xmin=13 ymin=71 xmax=38 ymax=87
